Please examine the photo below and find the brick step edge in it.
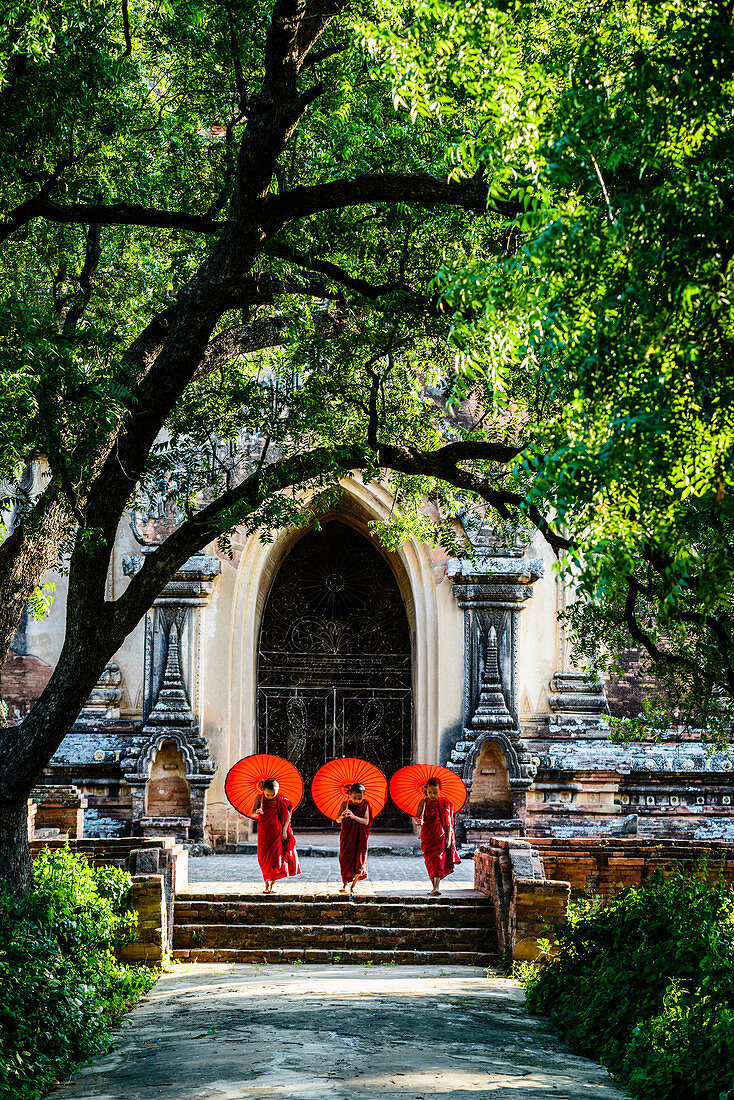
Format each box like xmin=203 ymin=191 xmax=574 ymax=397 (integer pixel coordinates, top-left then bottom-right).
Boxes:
xmin=233 ymin=845 xmax=423 ymax=857
xmin=176 ymin=893 xmax=485 ymax=905
xmin=171 ymin=947 xmax=498 ymax=966
xmin=174 ymin=908 xmax=495 ymax=928
xmin=173 ymin=924 xmax=496 ymax=948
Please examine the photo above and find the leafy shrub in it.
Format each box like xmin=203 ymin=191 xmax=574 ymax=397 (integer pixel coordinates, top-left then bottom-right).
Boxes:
xmin=521 ymin=870 xmax=734 ymax=1100
xmin=0 ymin=847 xmax=155 ymax=1100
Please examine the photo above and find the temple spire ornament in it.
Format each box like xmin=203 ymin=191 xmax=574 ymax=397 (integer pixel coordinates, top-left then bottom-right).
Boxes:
xmin=147 ymin=623 xmax=195 ymax=728
xmin=468 ymin=627 xmax=515 ymax=734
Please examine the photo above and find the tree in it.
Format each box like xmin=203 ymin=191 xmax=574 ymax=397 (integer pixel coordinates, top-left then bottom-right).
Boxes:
xmin=0 ymin=0 xmax=539 ymax=890
xmin=367 ymin=0 xmax=734 ymax=741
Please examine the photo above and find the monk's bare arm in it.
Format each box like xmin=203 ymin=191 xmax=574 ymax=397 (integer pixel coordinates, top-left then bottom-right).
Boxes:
xmin=413 ymin=798 xmax=426 ymax=826
xmin=252 ymin=794 xmax=263 ymax=815
xmin=445 ymin=807 xmax=456 ymax=847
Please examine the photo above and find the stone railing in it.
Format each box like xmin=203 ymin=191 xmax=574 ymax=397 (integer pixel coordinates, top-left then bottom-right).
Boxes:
xmin=474 ymin=838 xmax=570 ymax=961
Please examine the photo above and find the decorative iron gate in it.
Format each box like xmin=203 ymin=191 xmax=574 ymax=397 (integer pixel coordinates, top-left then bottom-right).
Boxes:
xmin=257 ymin=521 xmax=413 ymax=827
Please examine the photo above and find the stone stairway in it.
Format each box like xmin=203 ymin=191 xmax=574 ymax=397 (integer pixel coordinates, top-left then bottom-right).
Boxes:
xmin=172 ymin=892 xmax=498 ymax=966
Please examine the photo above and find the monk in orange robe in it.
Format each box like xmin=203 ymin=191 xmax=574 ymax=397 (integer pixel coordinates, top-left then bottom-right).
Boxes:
xmin=337 ymin=782 xmax=372 ymax=894
xmin=414 ymin=777 xmax=461 ymax=896
xmin=252 ymin=777 xmax=301 ymax=893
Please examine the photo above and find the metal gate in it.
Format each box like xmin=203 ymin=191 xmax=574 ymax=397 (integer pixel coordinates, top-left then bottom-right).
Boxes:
xmin=257 ymin=521 xmax=413 ymax=827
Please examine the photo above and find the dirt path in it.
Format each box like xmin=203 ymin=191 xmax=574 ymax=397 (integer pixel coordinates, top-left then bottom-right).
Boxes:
xmin=51 ymin=964 xmax=625 ymax=1100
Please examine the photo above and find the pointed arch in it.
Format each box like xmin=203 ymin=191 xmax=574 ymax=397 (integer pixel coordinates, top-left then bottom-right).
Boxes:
xmin=223 ymin=477 xmax=441 ymax=786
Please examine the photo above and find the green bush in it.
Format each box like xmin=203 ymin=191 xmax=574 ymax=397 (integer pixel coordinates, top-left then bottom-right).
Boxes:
xmin=0 ymin=847 xmax=155 ymax=1100
xmin=522 ymin=870 xmax=734 ymax=1100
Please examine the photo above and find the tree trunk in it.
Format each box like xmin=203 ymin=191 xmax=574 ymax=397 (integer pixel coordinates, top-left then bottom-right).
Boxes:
xmin=0 ymin=795 xmax=32 ymax=894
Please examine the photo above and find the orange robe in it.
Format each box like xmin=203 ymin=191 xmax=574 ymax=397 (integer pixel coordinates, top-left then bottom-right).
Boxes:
xmin=421 ymin=796 xmax=461 ymax=881
xmin=339 ymin=799 xmax=372 ymax=884
xmin=257 ymin=795 xmax=301 ymax=882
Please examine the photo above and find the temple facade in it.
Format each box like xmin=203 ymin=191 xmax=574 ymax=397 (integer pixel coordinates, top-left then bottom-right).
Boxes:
xmin=6 ymin=475 xmax=734 ymax=846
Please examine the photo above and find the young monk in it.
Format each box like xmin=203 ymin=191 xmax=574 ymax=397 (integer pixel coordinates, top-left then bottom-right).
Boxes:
xmin=414 ymin=777 xmax=461 ymax=896
xmin=337 ymin=782 xmax=372 ymax=895
xmin=252 ymin=777 xmax=301 ymax=893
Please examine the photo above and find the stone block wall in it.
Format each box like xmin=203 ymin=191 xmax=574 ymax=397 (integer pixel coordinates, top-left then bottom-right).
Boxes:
xmin=474 ymin=839 xmax=570 ymax=961
xmin=128 ymin=842 xmax=188 ymax=951
xmin=118 ymin=875 xmax=167 ymax=965
xmin=476 ymin=835 xmax=734 ymax=962
xmin=29 ymin=836 xmax=188 ymax=965
xmin=512 ymin=879 xmax=570 ymax=961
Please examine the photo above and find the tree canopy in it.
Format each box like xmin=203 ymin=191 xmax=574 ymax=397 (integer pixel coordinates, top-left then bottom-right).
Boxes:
xmin=1 ymin=0 xmax=733 ymax=886
xmin=367 ymin=0 xmax=734 ymax=740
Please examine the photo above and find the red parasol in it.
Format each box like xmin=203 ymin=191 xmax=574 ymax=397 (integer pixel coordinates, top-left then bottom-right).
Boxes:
xmin=389 ymin=764 xmax=467 ymax=817
xmin=311 ymin=758 xmax=388 ymax=822
xmin=225 ymin=753 xmax=304 ymax=819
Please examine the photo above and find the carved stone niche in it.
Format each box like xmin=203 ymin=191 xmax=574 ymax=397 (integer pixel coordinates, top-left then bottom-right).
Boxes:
xmin=448 ymin=545 xmax=543 ymax=837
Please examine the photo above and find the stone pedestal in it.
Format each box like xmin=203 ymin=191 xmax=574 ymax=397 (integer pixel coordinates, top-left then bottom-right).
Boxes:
xmin=448 ymin=546 xmax=542 ymax=836
xmin=121 ymin=554 xmax=220 ymax=841
xmin=31 ymin=784 xmax=87 ymax=838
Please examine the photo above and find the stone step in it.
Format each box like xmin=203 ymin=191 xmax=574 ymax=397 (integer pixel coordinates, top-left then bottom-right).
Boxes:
xmin=171 ymin=947 xmax=498 ymax=966
xmin=173 ymin=922 xmax=495 ymax=952
xmin=177 ymin=891 xmax=483 ymax=905
xmin=174 ymin=900 xmax=495 ymax=929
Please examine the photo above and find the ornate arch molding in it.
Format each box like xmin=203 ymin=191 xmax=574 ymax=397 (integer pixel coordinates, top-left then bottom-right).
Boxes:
xmin=226 ymin=476 xmax=441 ymax=768
xmin=462 ymin=729 xmax=529 ymax=787
xmin=136 ymin=729 xmax=200 ymax=779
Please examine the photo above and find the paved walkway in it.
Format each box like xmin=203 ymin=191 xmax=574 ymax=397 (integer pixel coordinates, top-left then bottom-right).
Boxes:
xmin=52 ymin=965 xmax=625 ymax=1100
xmin=187 ymin=854 xmax=475 ymax=895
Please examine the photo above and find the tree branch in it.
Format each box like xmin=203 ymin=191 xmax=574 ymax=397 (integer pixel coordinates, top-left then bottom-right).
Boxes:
xmin=0 ymin=198 xmax=222 ymax=243
xmin=264 ymin=172 xmax=520 ymax=232
xmin=268 ymin=242 xmax=430 ymax=305
xmin=62 ymin=222 xmax=103 ymax=333
xmin=195 ymin=306 xmax=347 ymax=379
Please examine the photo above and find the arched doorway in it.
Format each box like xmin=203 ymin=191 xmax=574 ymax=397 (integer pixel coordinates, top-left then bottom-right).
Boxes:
xmin=146 ymin=740 xmax=191 ymax=818
xmin=257 ymin=520 xmax=413 ymax=827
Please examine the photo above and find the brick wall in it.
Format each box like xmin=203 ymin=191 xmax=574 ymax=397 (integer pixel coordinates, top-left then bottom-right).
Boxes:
xmin=1 ymin=650 xmax=52 ymax=720
xmin=604 ymin=646 xmax=672 ymax=719
xmin=531 ymin=836 xmax=734 ymax=898
xmin=32 ymin=785 xmax=87 ymax=838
